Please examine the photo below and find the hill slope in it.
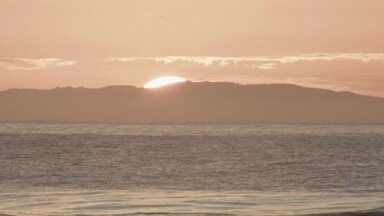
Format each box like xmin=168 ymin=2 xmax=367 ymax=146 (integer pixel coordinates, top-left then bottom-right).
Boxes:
xmin=0 ymin=82 xmax=383 ymax=123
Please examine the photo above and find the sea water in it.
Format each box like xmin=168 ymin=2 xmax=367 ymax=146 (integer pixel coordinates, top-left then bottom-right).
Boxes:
xmin=0 ymin=124 xmax=383 ymax=215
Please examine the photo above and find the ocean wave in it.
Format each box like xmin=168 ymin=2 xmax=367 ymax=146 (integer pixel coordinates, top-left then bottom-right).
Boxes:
xmin=305 ymin=207 xmax=384 ymax=216
xmin=1 ymin=189 xmax=384 ymax=216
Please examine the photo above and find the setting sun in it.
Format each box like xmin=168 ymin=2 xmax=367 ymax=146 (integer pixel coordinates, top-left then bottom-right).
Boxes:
xmin=144 ymin=76 xmax=187 ymax=89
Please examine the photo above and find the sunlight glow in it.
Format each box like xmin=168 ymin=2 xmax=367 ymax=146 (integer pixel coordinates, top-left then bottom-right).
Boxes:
xmin=144 ymin=76 xmax=187 ymax=89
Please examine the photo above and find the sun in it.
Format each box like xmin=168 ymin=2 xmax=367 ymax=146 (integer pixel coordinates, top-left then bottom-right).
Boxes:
xmin=144 ymin=76 xmax=187 ymax=89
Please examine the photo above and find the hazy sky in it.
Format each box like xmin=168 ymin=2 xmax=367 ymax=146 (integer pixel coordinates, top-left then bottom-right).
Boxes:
xmin=1 ymin=0 xmax=384 ymax=97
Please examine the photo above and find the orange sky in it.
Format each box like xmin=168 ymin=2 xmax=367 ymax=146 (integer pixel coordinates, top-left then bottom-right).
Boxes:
xmin=1 ymin=0 xmax=384 ymax=97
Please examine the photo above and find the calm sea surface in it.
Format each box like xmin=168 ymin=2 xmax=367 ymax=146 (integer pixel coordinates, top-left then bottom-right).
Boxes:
xmin=0 ymin=124 xmax=383 ymax=215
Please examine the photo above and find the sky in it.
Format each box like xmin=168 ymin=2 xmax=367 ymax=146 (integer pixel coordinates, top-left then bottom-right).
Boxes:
xmin=1 ymin=0 xmax=384 ymax=97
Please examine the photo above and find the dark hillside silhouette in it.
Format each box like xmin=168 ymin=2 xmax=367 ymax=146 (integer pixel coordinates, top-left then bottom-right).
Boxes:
xmin=0 ymin=82 xmax=383 ymax=123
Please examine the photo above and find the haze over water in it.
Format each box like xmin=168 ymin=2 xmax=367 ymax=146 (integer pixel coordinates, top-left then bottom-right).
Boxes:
xmin=1 ymin=124 xmax=384 ymax=215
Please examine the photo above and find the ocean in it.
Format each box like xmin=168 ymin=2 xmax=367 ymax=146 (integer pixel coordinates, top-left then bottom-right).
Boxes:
xmin=0 ymin=124 xmax=383 ymax=215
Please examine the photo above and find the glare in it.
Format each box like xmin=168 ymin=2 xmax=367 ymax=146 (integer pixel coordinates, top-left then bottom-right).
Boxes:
xmin=144 ymin=76 xmax=187 ymax=89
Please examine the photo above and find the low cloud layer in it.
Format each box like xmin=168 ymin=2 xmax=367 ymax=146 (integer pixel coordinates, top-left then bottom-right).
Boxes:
xmin=109 ymin=53 xmax=384 ymax=70
xmin=0 ymin=58 xmax=76 ymax=70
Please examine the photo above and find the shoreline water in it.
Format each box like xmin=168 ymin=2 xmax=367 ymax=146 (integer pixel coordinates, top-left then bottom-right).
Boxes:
xmin=1 ymin=189 xmax=384 ymax=216
xmin=1 ymin=124 xmax=383 ymax=215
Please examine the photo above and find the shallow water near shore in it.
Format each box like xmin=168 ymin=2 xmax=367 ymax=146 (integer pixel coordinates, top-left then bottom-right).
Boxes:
xmin=0 ymin=124 xmax=384 ymax=215
xmin=1 ymin=189 xmax=384 ymax=215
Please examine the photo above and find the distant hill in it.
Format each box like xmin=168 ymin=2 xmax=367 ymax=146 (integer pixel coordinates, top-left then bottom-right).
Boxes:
xmin=0 ymin=82 xmax=383 ymax=123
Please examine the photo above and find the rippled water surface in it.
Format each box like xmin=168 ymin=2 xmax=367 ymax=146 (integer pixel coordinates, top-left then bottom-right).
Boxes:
xmin=0 ymin=124 xmax=383 ymax=215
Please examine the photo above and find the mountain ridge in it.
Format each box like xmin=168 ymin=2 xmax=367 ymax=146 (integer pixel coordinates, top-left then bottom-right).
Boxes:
xmin=1 ymin=82 xmax=383 ymax=124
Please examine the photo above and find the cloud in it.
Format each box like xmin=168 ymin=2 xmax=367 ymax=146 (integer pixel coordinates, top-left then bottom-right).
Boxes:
xmin=0 ymin=58 xmax=77 ymax=70
xmin=110 ymin=56 xmax=231 ymax=66
xmin=245 ymin=63 xmax=277 ymax=70
xmin=108 ymin=53 xmax=384 ymax=70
